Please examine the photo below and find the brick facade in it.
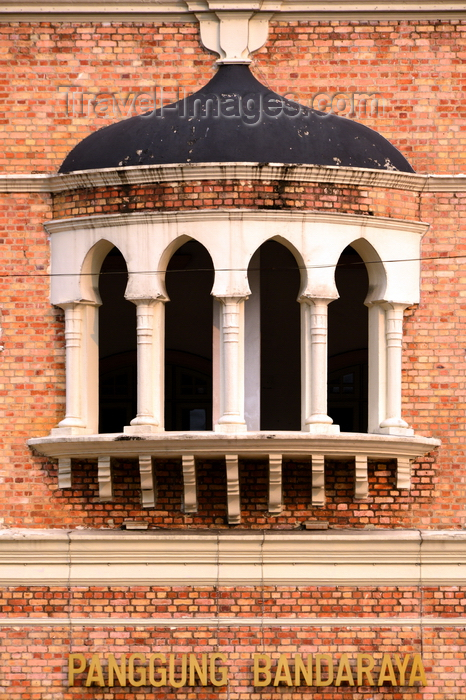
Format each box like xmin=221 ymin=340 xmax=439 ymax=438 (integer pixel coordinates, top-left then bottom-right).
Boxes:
xmin=1 ymin=10 xmax=466 ymax=700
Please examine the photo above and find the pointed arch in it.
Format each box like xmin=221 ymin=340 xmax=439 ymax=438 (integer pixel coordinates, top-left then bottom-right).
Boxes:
xmin=345 ymin=237 xmax=387 ymax=304
xmin=164 ymin=240 xmax=215 ymax=431
xmin=98 ymin=246 xmax=137 ymax=433
xmin=328 ymin=245 xmax=369 ymax=432
xmin=246 ymin=239 xmax=301 ymax=431
xmin=80 ymin=238 xmax=127 ymax=304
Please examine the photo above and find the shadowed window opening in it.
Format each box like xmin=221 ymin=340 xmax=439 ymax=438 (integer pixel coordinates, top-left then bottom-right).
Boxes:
xmin=257 ymin=240 xmax=301 ymax=430
xmin=98 ymin=247 xmax=137 ymax=433
xmin=165 ymin=240 xmax=214 ymax=431
xmin=328 ymin=246 xmax=369 ymax=433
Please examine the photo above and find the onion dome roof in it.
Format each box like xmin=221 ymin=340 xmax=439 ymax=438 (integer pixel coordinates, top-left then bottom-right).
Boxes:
xmin=59 ymin=64 xmax=414 ymax=174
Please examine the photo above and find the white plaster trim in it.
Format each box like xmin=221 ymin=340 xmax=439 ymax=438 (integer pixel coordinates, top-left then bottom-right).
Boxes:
xmin=2 ymin=164 xmax=466 ymax=194
xmin=0 ymin=616 xmax=464 ymax=628
xmin=2 ymin=1 xmax=466 ymax=19
xmin=44 ymin=208 xmax=429 ymax=236
xmin=0 ymin=529 xmax=461 ymax=586
xmin=28 ymin=430 xmax=439 ymax=461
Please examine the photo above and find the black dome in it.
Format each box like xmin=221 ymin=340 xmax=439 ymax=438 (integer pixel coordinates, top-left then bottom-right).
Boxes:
xmin=59 ymin=65 xmax=414 ymax=174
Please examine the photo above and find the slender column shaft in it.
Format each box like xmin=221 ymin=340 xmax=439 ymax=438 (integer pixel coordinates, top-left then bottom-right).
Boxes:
xmin=302 ymin=299 xmax=337 ymax=433
xmin=127 ymin=299 xmax=164 ymax=433
xmin=380 ymin=303 xmax=411 ymax=433
xmin=214 ymin=296 xmax=247 ymax=433
xmin=57 ymin=303 xmax=86 ymax=429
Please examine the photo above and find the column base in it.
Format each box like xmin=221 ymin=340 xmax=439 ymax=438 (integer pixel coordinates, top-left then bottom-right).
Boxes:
xmin=214 ymin=423 xmax=248 ymax=434
xmin=51 ymin=426 xmax=94 ymax=436
xmin=377 ymin=426 xmax=415 ymax=437
xmin=124 ymin=424 xmax=163 ymax=435
xmin=302 ymin=423 xmax=340 ymax=435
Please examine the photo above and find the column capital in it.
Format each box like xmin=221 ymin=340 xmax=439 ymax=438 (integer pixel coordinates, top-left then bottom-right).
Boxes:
xmin=125 ymin=295 xmax=168 ymax=306
xmin=213 ymin=294 xmax=249 ymax=305
xmin=298 ymin=296 xmax=336 ymax=307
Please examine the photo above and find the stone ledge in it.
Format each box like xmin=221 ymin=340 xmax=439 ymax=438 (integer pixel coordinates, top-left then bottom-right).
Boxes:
xmin=2 ymin=163 xmax=466 ymax=194
xmin=28 ymin=430 xmax=439 ymax=460
xmin=0 ymin=615 xmax=465 ymax=627
xmin=28 ymin=431 xmax=440 ymax=522
xmin=2 ymin=1 xmax=466 ymax=20
xmin=0 ymin=528 xmax=463 ymax=586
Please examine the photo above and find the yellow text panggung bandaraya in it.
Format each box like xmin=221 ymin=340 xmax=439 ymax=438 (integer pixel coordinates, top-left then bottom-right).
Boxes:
xmin=68 ymin=652 xmax=427 ymax=688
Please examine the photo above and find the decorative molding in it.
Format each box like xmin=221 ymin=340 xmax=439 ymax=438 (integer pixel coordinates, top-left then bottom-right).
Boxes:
xmin=311 ymin=454 xmax=325 ymax=507
xmin=225 ymin=454 xmax=241 ymax=524
xmin=354 ymin=455 xmax=368 ymax=500
xmin=98 ymin=456 xmax=113 ymax=501
xmin=1 ymin=616 xmax=465 ymax=628
xmin=2 ymin=164 xmax=466 ymax=195
xmin=58 ymin=457 xmax=72 ymax=489
xmin=195 ymin=10 xmax=273 ymax=64
xmin=182 ymin=455 xmax=198 ymax=513
xmin=2 ymin=0 xmax=466 ymax=21
xmin=396 ymin=456 xmax=412 ymax=490
xmin=268 ymin=454 xmax=282 ymax=515
xmin=0 ymin=528 xmax=463 ymax=586
xmin=44 ymin=207 xmax=429 ymax=237
xmin=28 ymin=430 xmax=440 ymax=462
xmin=139 ymin=455 xmax=157 ymax=508
xmin=29 ymin=433 xmax=439 ymax=521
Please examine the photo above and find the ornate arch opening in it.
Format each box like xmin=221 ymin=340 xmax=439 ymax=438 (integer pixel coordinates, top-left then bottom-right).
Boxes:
xmin=165 ymin=240 xmax=215 ymax=431
xmin=98 ymin=246 xmax=137 ymax=433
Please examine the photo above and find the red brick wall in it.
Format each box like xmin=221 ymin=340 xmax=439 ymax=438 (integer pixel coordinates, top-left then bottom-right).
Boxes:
xmin=2 ymin=19 xmax=466 ymax=174
xmin=0 ymin=193 xmax=66 ymax=528
xmin=51 ymin=180 xmax=420 ymax=220
xmin=2 ymin=187 xmax=466 ymax=530
xmin=1 ymin=18 xmax=466 ymax=530
xmin=0 ymin=585 xmax=465 ymax=698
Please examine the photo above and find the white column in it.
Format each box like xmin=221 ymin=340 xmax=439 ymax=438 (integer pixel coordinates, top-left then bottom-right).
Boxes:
xmin=302 ymin=298 xmax=339 ymax=434
xmin=244 ymin=251 xmax=261 ymax=431
xmin=125 ymin=299 xmax=164 ymax=434
xmin=214 ymin=296 xmax=247 ymax=433
xmin=52 ymin=302 xmax=96 ymax=436
xmin=367 ymin=302 xmax=386 ymax=434
xmin=379 ymin=302 xmax=414 ymax=436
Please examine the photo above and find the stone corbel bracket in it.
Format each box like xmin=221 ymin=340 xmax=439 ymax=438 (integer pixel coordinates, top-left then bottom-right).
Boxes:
xmin=187 ymin=2 xmax=280 ymax=63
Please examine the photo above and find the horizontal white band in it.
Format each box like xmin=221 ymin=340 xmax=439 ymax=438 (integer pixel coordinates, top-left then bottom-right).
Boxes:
xmin=1 ymin=529 xmax=466 ymax=586
xmin=1 ymin=163 xmax=466 ymax=194
xmin=0 ymin=616 xmax=464 ymax=627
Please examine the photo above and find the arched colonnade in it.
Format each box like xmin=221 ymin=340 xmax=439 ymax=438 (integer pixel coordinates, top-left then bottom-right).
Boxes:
xmin=47 ymin=210 xmax=426 ymax=438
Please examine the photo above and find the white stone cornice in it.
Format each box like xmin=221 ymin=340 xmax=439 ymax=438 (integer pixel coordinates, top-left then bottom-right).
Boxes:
xmin=1 ymin=616 xmax=465 ymax=627
xmin=44 ymin=208 xmax=429 ymax=236
xmin=0 ymin=528 xmax=463 ymax=586
xmin=28 ymin=430 xmax=439 ymax=461
xmin=2 ymin=164 xmax=466 ymax=195
xmin=2 ymin=0 xmax=466 ymax=20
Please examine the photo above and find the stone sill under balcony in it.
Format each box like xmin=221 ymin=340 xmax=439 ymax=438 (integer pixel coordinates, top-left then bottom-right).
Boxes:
xmin=29 ymin=431 xmax=440 ymax=525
